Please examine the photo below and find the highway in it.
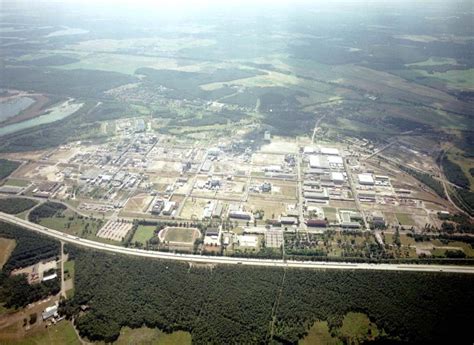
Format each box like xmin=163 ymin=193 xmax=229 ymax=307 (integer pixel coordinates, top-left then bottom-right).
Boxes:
xmin=1 ymin=211 xmax=474 ymax=274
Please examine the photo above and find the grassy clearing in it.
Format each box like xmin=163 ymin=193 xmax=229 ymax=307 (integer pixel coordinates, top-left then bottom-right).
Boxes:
xmin=0 ymin=302 xmax=14 ymax=316
xmin=414 ymin=69 xmax=474 ymax=89
xmin=446 ymin=241 xmax=474 ymax=257
xmin=131 ymin=225 xmax=156 ymax=245
xmin=3 ymin=179 xmax=30 ymax=187
xmin=395 ymin=213 xmax=416 ymax=226
xmin=64 ymin=260 xmax=75 ymax=280
xmin=2 ymin=320 xmax=80 ymax=345
xmin=446 ymin=148 xmax=474 ymax=192
xmin=38 ymin=209 xmax=102 ymax=237
xmin=161 ymin=227 xmax=198 ymax=243
xmin=400 ymin=234 xmax=416 ymax=246
xmin=406 ymin=57 xmax=458 ymax=67
xmin=338 ymin=312 xmax=380 ymax=344
xmin=323 ymin=207 xmax=338 ymax=222
xmin=113 ymin=327 xmax=191 ymax=345
xmin=0 ymin=237 xmax=16 ymax=269
xmin=299 ymin=321 xmax=341 ymax=345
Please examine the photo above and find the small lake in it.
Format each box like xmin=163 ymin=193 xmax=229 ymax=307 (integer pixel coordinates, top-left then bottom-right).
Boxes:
xmin=46 ymin=27 xmax=89 ymax=37
xmin=0 ymin=100 xmax=83 ymax=137
xmin=0 ymin=96 xmax=36 ymax=121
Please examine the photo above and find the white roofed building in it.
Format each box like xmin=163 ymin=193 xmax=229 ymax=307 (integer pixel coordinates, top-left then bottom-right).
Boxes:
xmin=320 ymin=147 xmax=340 ymax=155
xmin=331 ymin=172 xmax=345 ymax=183
xmin=358 ymin=173 xmax=375 ymax=185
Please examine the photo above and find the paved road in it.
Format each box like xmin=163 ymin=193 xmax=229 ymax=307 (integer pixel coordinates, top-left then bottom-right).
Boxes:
xmin=1 ymin=211 xmax=473 ymax=274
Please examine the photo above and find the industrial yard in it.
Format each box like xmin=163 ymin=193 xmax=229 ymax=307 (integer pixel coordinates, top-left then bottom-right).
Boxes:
xmin=0 ymin=115 xmax=467 ymax=261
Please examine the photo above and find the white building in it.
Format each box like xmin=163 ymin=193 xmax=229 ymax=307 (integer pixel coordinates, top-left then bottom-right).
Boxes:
xmin=358 ymin=173 xmax=375 ymax=185
xmin=327 ymin=155 xmax=343 ymax=166
xmin=331 ymin=172 xmax=345 ymax=183
xmin=309 ymin=155 xmax=330 ymax=169
xmin=320 ymin=147 xmax=340 ymax=155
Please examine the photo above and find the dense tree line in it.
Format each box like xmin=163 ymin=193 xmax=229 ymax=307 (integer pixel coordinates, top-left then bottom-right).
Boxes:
xmin=454 ymin=189 xmax=474 ymax=216
xmin=437 ymin=212 xmax=474 ymax=233
xmin=62 ymin=247 xmax=281 ymax=343
xmin=29 ymin=201 xmax=66 ymax=223
xmin=274 ymin=270 xmax=474 ymax=344
xmin=0 ymin=272 xmax=59 ymax=309
xmin=0 ymin=198 xmax=37 ymax=214
xmin=399 ymin=165 xmax=446 ymax=198
xmin=61 ymin=246 xmax=474 ymax=344
xmin=0 ymin=159 xmax=20 ymax=179
xmin=0 ymin=222 xmax=60 ymax=273
xmin=0 ymin=223 xmax=60 ymax=309
xmin=440 ymin=156 xmax=470 ymax=189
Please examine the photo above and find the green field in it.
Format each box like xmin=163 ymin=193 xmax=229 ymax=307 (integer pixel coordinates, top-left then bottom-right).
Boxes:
xmin=396 ymin=213 xmax=416 ymax=226
xmin=299 ymin=321 xmax=341 ymax=345
xmin=0 ymin=302 xmax=13 ymax=316
xmin=0 ymin=238 xmax=16 ymax=269
xmin=299 ymin=313 xmax=381 ymax=345
xmin=415 ymin=68 xmax=474 ymax=89
xmin=3 ymin=179 xmax=30 ymax=187
xmin=131 ymin=225 xmax=156 ymax=245
xmin=322 ymin=207 xmax=338 ymax=222
xmin=338 ymin=312 xmax=381 ymax=344
xmin=64 ymin=260 xmax=75 ymax=280
xmin=0 ymin=159 xmax=20 ymax=180
xmin=2 ymin=320 xmax=80 ymax=345
xmin=160 ymin=227 xmax=199 ymax=243
xmin=37 ymin=209 xmax=103 ymax=239
xmin=114 ymin=327 xmax=191 ymax=345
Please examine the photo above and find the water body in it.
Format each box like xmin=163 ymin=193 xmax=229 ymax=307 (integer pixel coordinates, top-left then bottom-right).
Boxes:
xmin=0 ymin=100 xmax=83 ymax=137
xmin=0 ymin=96 xmax=35 ymax=121
xmin=46 ymin=27 xmax=89 ymax=37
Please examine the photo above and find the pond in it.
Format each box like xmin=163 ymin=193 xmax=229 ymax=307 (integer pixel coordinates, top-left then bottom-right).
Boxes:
xmin=0 ymin=100 xmax=83 ymax=137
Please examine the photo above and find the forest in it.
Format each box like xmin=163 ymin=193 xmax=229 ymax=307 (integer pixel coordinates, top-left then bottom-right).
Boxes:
xmin=0 ymin=197 xmax=37 ymax=214
xmin=0 ymin=159 xmax=20 ymax=179
xmin=28 ymin=201 xmax=66 ymax=223
xmin=0 ymin=272 xmax=59 ymax=309
xmin=0 ymin=222 xmax=60 ymax=309
xmin=440 ymin=156 xmax=470 ymax=189
xmin=399 ymin=165 xmax=446 ymax=198
xmin=61 ymin=246 xmax=474 ymax=344
xmin=0 ymin=221 xmax=60 ymax=273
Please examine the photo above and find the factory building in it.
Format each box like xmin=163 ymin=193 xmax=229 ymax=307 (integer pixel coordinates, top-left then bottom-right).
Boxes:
xmin=330 ymin=172 xmax=345 ymax=184
xmin=372 ymin=211 xmax=386 ymax=227
xmin=304 ymin=188 xmax=329 ymax=200
xmin=229 ymin=210 xmax=252 ymax=220
xmin=309 ymin=155 xmax=330 ymax=169
xmin=320 ymin=147 xmax=340 ymax=155
xmin=358 ymin=173 xmax=375 ymax=185
xmin=306 ymin=219 xmax=328 ymax=228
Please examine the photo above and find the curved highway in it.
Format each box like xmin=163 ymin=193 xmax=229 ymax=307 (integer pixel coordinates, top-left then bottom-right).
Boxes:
xmin=1 ymin=211 xmax=474 ymax=274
